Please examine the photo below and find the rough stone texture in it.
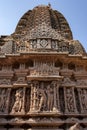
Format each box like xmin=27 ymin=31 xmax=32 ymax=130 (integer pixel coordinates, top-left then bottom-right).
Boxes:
xmin=0 ymin=4 xmax=87 ymax=130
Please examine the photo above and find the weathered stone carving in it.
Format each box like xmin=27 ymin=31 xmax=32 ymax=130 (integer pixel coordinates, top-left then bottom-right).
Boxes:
xmin=30 ymin=61 xmax=59 ymax=76
xmin=51 ymin=81 xmax=61 ymax=113
xmin=38 ymin=82 xmax=47 ymax=111
xmin=0 ymin=79 xmax=11 ymax=85
xmin=0 ymin=88 xmax=10 ymax=114
xmin=30 ymin=81 xmax=39 ymax=112
xmin=11 ymin=88 xmax=24 ymax=114
xmin=62 ymin=77 xmax=75 ymax=86
xmin=78 ymin=89 xmax=87 ymax=113
xmin=64 ymin=87 xmax=77 ymax=113
xmin=47 ymin=85 xmax=54 ymax=111
xmin=66 ymin=88 xmax=75 ymax=112
xmin=16 ymin=77 xmax=26 ymax=84
xmin=29 ymin=81 xmax=61 ymax=113
xmin=76 ymin=80 xmax=87 ymax=86
xmin=68 ymin=123 xmax=82 ymax=130
xmin=0 ymin=4 xmax=87 ymax=130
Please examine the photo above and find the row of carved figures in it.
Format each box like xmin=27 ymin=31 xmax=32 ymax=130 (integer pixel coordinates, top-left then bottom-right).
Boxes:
xmin=0 ymin=81 xmax=87 ymax=114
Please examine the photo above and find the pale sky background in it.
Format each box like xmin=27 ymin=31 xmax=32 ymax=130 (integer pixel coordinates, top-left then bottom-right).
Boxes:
xmin=0 ymin=0 xmax=87 ymax=51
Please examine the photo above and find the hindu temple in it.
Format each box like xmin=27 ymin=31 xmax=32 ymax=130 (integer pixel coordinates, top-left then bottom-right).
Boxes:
xmin=0 ymin=4 xmax=87 ymax=130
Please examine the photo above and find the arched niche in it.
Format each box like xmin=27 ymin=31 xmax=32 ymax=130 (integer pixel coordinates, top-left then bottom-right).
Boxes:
xmin=68 ymin=62 xmax=75 ymax=71
xmin=12 ymin=62 xmax=20 ymax=70
xmin=25 ymin=59 xmax=34 ymax=68
xmin=55 ymin=60 xmax=63 ymax=69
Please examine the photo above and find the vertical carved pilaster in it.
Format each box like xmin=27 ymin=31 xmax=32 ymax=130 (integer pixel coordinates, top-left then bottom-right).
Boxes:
xmin=7 ymin=88 xmax=11 ymax=114
xmin=22 ymin=87 xmax=26 ymax=114
xmin=52 ymin=81 xmax=61 ymax=113
xmin=0 ymin=88 xmax=11 ymax=114
xmin=56 ymin=83 xmax=61 ymax=112
xmin=30 ymin=81 xmax=39 ymax=112
xmin=64 ymin=87 xmax=68 ymax=113
xmin=72 ymin=87 xmax=78 ymax=113
xmin=77 ymin=88 xmax=84 ymax=113
xmin=30 ymin=83 xmax=33 ymax=111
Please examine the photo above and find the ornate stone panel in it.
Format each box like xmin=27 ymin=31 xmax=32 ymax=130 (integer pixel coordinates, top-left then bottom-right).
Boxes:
xmin=10 ymin=88 xmax=25 ymax=114
xmin=64 ymin=87 xmax=77 ymax=114
xmin=78 ymin=88 xmax=87 ymax=114
xmin=29 ymin=81 xmax=61 ymax=113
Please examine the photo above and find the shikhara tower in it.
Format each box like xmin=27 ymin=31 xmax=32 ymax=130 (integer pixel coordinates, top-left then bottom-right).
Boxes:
xmin=0 ymin=4 xmax=87 ymax=130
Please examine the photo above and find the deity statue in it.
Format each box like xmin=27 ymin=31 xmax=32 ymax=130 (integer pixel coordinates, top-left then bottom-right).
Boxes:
xmin=82 ymin=89 xmax=87 ymax=110
xmin=66 ymin=88 xmax=75 ymax=112
xmin=11 ymin=89 xmax=23 ymax=113
xmin=38 ymin=83 xmax=47 ymax=111
xmin=47 ymin=85 xmax=54 ymax=111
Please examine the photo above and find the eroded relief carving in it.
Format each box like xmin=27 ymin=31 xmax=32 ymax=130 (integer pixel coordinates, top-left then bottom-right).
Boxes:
xmin=30 ymin=61 xmax=59 ymax=76
xmin=30 ymin=81 xmax=39 ymax=112
xmin=78 ymin=89 xmax=87 ymax=113
xmin=0 ymin=88 xmax=10 ymax=114
xmin=0 ymin=79 xmax=11 ymax=85
xmin=51 ymin=81 xmax=60 ymax=112
xmin=68 ymin=123 xmax=82 ymax=130
xmin=11 ymin=88 xmax=24 ymax=114
xmin=30 ymin=81 xmax=60 ymax=113
xmin=64 ymin=87 xmax=77 ymax=113
xmin=16 ymin=77 xmax=26 ymax=84
xmin=76 ymin=80 xmax=87 ymax=86
xmin=38 ymin=82 xmax=47 ymax=111
xmin=62 ymin=77 xmax=75 ymax=86
xmin=46 ymin=85 xmax=54 ymax=111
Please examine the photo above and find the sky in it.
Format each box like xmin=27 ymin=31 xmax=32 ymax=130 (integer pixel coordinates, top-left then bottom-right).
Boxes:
xmin=0 ymin=0 xmax=87 ymax=51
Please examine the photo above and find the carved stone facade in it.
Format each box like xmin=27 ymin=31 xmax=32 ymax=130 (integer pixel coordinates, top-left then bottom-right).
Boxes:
xmin=0 ymin=4 xmax=87 ymax=130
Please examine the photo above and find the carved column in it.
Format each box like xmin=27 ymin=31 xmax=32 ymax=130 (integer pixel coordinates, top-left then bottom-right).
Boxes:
xmin=77 ymin=88 xmax=84 ymax=113
xmin=56 ymin=83 xmax=61 ymax=113
xmin=7 ymin=88 xmax=11 ymax=114
xmin=72 ymin=87 xmax=78 ymax=113
xmin=52 ymin=81 xmax=61 ymax=113
xmin=30 ymin=81 xmax=39 ymax=112
xmin=30 ymin=83 xmax=33 ymax=111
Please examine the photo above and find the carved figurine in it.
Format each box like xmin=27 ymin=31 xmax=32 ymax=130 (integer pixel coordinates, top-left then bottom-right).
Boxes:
xmin=38 ymin=83 xmax=47 ymax=111
xmin=47 ymin=85 xmax=54 ymax=111
xmin=82 ymin=89 xmax=87 ymax=110
xmin=66 ymin=88 xmax=75 ymax=112
xmin=11 ymin=89 xmax=23 ymax=113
